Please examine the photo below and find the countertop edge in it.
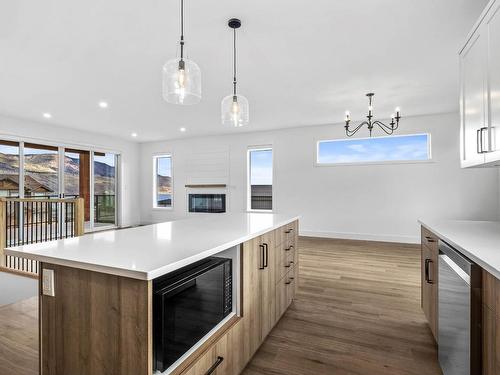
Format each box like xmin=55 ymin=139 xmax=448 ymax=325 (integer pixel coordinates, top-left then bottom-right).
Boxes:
xmin=418 ymin=219 xmax=500 ymax=280
xmin=5 ymin=215 xmax=301 ymax=280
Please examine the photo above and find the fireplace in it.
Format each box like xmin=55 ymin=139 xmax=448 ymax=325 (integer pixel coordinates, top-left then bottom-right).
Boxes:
xmin=188 ymin=194 xmax=226 ymax=213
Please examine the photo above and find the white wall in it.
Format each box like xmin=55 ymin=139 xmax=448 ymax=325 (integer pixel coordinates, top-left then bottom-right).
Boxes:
xmin=0 ymin=114 xmax=141 ymax=227
xmin=139 ymin=112 xmax=499 ymax=243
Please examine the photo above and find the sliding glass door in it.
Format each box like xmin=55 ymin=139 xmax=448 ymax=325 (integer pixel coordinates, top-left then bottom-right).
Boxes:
xmin=92 ymin=152 xmax=117 ymax=228
xmin=0 ymin=137 xmax=120 ymax=232
xmin=64 ymin=149 xmax=91 ymax=223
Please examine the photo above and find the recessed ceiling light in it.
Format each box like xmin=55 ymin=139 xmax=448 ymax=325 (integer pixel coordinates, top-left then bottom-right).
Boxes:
xmin=43 ymin=113 xmax=52 ymax=119
xmin=131 ymin=132 xmax=138 ymax=137
xmin=180 ymin=127 xmax=186 ymax=132
xmin=98 ymin=101 xmax=109 ymax=108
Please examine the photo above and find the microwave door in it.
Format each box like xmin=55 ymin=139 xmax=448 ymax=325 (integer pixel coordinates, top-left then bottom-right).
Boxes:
xmin=155 ymin=261 xmax=228 ymax=371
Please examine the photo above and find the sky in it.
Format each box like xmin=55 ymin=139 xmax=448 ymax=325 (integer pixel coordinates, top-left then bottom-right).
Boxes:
xmin=317 ymin=134 xmax=429 ymax=164
xmin=157 ymin=156 xmax=172 ymax=177
xmin=250 ymin=149 xmax=273 ymax=185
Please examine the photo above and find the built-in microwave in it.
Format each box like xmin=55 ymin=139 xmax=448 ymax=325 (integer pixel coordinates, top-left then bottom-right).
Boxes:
xmin=153 ymin=257 xmax=232 ymax=373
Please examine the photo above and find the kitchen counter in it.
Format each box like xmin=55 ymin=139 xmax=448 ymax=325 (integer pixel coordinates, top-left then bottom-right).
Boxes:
xmin=5 ymin=212 xmax=299 ymax=280
xmin=418 ymin=219 xmax=500 ymax=279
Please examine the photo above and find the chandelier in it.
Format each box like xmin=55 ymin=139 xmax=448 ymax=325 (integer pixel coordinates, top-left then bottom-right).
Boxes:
xmin=344 ymin=93 xmax=401 ymax=137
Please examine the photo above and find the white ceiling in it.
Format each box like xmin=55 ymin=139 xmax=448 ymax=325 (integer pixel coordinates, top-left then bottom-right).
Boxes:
xmin=0 ymin=0 xmax=488 ymax=142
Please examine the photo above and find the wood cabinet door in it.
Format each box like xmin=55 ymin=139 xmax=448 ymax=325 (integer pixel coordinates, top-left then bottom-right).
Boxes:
xmin=483 ymin=304 xmax=497 ymax=375
xmin=260 ymin=231 xmax=276 ymax=339
xmin=460 ymin=24 xmax=488 ymax=167
xmin=421 ymin=245 xmax=438 ymax=341
xmin=242 ymin=237 xmax=263 ymax=359
xmin=486 ymin=1 xmax=500 ymax=164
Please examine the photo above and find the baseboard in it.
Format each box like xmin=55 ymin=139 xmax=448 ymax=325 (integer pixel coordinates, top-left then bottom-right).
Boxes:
xmin=299 ymin=230 xmax=420 ymax=244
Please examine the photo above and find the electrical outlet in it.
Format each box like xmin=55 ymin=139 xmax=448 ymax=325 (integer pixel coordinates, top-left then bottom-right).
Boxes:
xmin=42 ymin=269 xmax=55 ymax=297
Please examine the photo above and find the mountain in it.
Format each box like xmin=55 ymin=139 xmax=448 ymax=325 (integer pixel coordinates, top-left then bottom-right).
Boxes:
xmin=157 ymin=175 xmax=172 ymax=194
xmin=0 ymin=152 xmax=116 ymax=195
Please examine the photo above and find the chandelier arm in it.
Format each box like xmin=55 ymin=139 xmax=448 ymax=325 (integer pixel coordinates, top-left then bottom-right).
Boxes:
xmin=373 ymin=121 xmax=394 ymax=135
xmin=346 ymin=121 xmax=369 ymax=136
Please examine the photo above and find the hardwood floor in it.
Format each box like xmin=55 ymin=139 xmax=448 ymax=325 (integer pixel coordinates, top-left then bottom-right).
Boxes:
xmin=242 ymin=237 xmax=442 ymax=375
xmin=0 ymin=296 xmax=38 ymax=375
xmin=0 ymin=237 xmax=441 ymax=375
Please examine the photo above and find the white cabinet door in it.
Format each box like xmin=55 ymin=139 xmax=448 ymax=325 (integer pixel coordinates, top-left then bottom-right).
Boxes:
xmin=460 ymin=28 xmax=487 ymax=167
xmin=486 ymin=2 xmax=500 ymax=165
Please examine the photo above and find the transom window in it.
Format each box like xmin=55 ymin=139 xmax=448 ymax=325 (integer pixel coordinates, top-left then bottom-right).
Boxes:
xmin=316 ymin=134 xmax=431 ymax=165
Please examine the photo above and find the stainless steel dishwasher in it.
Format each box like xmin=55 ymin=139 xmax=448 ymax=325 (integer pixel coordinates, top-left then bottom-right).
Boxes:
xmin=438 ymin=240 xmax=482 ymax=375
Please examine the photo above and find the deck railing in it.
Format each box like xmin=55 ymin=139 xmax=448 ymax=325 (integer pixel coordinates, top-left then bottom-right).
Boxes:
xmin=0 ymin=197 xmax=84 ymax=276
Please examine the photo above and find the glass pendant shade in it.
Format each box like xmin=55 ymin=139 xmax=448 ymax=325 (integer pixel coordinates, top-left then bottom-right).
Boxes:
xmin=162 ymin=58 xmax=201 ymax=105
xmin=221 ymin=94 xmax=249 ymax=127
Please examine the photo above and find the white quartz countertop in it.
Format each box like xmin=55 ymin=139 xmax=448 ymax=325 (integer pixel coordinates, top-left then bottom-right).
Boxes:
xmin=5 ymin=213 xmax=299 ymax=280
xmin=419 ymin=219 xmax=500 ymax=279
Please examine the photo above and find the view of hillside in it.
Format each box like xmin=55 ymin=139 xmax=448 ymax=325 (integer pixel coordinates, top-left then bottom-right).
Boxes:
xmin=157 ymin=175 xmax=172 ymax=194
xmin=0 ymin=152 xmax=115 ymax=195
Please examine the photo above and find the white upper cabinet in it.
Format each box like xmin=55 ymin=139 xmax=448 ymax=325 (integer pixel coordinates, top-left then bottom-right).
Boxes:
xmin=460 ymin=0 xmax=500 ymax=168
xmin=460 ymin=30 xmax=487 ymax=167
xmin=486 ymin=2 xmax=500 ymax=163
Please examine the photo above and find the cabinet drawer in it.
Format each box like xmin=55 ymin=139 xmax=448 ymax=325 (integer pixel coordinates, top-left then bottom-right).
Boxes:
xmin=181 ymin=330 xmax=232 ymax=375
xmin=275 ymin=266 xmax=297 ymax=320
xmin=277 ymin=248 xmax=296 ymax=281
xmin=421 ymin=227 xmax=439 ymax=252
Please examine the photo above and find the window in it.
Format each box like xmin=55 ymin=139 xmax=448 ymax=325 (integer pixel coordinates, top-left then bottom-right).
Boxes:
xmin=24 ymin=143 xmax=59 ymax=197
xmin=0 ymin=140 xmax=20 ymax=197
xmin=154 ymin=155 xmax=172 ymax=208
xmin=248 ymin=147 xmax=273 ymax=211
xmin=316 ymin=134 xmax=431 ymax=165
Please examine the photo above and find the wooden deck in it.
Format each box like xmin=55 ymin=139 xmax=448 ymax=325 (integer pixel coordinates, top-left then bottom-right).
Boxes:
xmin=0 ymin=237 xmax=441 ymax=375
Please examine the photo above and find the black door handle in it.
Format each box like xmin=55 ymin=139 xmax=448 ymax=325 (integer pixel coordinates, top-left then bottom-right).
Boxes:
xmin=259 ymin=244 xmax=265 ymax=270
xmin=425 ymin=236 xmax=436 ymax=243
xmin=204 ymin=356 xmax=224 ymax=375
xmin=263 ymin=243 xmax=268 ymax=268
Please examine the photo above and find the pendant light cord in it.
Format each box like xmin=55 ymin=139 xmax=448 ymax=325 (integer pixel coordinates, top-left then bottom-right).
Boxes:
xmin=180 ymin=0 xmax=185 ymax=60
xmin=233 ymin=28 xmax=237 ymax=96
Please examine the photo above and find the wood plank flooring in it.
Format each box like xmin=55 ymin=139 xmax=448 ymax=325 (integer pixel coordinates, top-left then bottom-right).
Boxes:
xmin=0 ymin=237 xmax=442 ymax=375
xmin=242 ymin=237 xmax=442 ymax=375
xmin=0 ymin=296 xmax=38 ymax=375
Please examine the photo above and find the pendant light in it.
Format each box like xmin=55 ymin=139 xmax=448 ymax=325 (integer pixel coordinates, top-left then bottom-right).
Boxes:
xmin=221 ymin=18 xmax=249 ymax=127
xmin=162 ymin=0 xmax=201 ymax=105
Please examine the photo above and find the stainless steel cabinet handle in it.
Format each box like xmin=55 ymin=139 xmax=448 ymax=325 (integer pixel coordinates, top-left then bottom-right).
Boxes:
xmin=204 ymin=356 xmax=224 ymax=375
xmin=478 ymin=128 xmax=482 ymax=154
xmin=424 ymin=258 xmax=434 ymax=284
xmin=477 ymin=127 xmax=489 ymax=154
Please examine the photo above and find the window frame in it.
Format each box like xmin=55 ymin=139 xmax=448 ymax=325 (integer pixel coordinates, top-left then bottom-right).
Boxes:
xmin=314 ymin=133 xmax=433 ymax=167
xmin=247 ymin=146 xmax=274 ymax=212
xmin=152 ymin=153 xmax=173 ymax=210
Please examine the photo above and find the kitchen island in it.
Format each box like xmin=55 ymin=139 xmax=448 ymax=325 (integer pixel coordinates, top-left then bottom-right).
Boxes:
xmin=6 ymin=213 xmax=300 ymax=375
xmin=418 ymin=219 xmax=500 ymax=374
